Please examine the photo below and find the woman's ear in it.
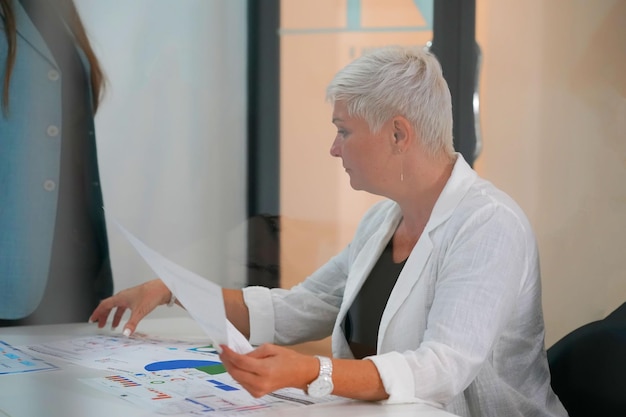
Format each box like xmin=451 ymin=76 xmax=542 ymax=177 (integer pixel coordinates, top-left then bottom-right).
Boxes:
xmin=392 ymin=117 xmax=412 ymax=150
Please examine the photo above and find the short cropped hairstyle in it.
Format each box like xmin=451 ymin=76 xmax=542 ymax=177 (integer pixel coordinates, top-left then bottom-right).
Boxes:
xmin=326 ymin=45 xmax=455 ymax=157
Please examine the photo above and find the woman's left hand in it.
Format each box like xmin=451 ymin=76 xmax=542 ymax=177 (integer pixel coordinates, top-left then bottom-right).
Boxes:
xmin=219 ymin=343 xmax=319 ymax=398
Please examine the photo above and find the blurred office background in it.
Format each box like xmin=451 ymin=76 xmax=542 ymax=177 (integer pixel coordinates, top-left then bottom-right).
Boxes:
xmin=78 ymin=0 xmax=625 ymax=350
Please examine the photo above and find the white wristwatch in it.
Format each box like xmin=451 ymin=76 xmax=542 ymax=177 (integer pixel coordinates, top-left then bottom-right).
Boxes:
xmin=307 ymin=355 xmax=334 ymax=397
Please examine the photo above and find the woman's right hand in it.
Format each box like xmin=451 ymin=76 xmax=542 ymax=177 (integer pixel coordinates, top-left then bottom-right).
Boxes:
xmin=89 ymin=279 xmax=172 ymax=336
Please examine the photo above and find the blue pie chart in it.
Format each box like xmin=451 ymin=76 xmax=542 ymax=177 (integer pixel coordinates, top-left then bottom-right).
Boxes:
xmin=145 ymin=359 xmax=224 ymax=374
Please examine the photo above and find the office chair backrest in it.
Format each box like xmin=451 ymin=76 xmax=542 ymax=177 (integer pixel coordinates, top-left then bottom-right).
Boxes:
xmin=547 ymin=302 xmax=626 ymax=417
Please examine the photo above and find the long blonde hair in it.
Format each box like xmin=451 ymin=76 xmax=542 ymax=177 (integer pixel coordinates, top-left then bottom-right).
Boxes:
xmin=1 ymin=0 xmax=105 ymax=115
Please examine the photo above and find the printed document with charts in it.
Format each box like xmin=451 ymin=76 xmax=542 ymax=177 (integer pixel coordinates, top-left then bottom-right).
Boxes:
xmin=20 ymin=221 xmax=347 ymax=416
xmin=25 ymin=334 xmax=345 ymax=415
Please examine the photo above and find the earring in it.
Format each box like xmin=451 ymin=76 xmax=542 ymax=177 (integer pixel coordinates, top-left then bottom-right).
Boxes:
xmin=400 ymin=154 xmax=404 ymax=182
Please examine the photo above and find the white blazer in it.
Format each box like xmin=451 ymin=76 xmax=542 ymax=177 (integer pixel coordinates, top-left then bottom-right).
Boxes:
xmin=244 ymin=155 xmax=567 ymax=417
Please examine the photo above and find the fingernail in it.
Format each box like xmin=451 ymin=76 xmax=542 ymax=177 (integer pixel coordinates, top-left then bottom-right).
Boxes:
xmin=123 ymin=328 xmax=131 ymax=337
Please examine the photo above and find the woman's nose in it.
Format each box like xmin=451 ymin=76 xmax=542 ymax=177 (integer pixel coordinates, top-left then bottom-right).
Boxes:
xmin=330 ymin=137 xmax=341 ymax=157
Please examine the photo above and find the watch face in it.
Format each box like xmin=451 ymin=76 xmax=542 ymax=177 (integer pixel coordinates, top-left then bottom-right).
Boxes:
xmin=308 ymin=375 xmax=334 ymax=397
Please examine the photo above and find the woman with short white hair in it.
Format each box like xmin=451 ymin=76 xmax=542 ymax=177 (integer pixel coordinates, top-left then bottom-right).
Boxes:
xmin=91 ymin=45 xmax=567 ymax=417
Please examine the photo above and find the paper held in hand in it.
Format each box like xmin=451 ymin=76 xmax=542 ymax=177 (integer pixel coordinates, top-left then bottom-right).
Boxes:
xmin=112 ymin=219 xmax=254 ymax=354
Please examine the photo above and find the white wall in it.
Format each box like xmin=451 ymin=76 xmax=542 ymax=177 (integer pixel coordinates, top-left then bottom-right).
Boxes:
xmin=475 ymin=0 xmax=626 ymax=345
xmin=77 ymin=1 xmax=249 ymax=318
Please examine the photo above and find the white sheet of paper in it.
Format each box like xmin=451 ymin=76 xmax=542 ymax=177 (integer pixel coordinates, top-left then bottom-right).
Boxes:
xmin=113 ymin=220 xmax=253 ymax=354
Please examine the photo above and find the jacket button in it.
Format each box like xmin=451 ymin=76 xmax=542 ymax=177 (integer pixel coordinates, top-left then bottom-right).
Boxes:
xmin=43 ymin=180 xmax=56 ymax=191
xmin=48 ymin=69 xmax=60 ymax=81
xmin=47 ymin=125 xmax=60 ymax=137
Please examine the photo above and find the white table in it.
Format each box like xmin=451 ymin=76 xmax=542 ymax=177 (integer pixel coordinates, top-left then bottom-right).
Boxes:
xmin=0 ymin=317 xmax=459 ymax=417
